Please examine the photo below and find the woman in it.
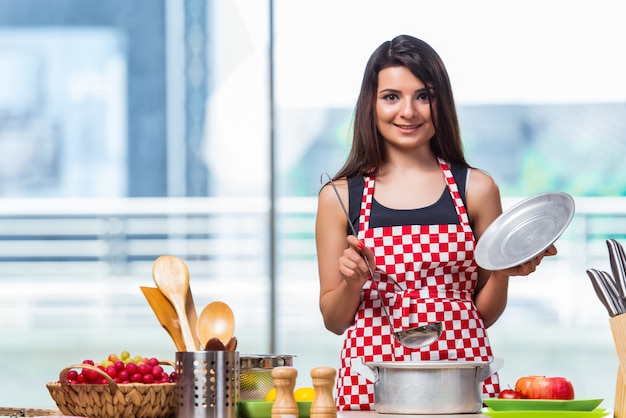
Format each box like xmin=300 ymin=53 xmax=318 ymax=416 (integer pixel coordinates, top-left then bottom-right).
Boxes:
xmin=315 ymin=34 xmax=556 ymax=410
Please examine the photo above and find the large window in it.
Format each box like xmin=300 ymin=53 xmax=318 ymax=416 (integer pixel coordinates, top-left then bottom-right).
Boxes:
xmin=1 ymin=0 xmax=625 ymax=409
xmin=271 ymin=0 xmax=626 ymax=408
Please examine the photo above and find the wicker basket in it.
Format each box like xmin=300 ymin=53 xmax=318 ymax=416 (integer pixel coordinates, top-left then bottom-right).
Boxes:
xmin=46 ymin=363 xmax=177 ymax=418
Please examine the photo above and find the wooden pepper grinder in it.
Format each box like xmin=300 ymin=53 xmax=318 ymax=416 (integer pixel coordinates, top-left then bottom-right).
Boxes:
xmin=310 ymin=367 xmax=337 ymax=418
xmin=271 ymin=366 xmax=298 ymax=418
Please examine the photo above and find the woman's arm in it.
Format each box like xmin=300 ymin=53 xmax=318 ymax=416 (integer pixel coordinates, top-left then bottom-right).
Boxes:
xmin=316 ymin=180 xmax=372 ymax=335
xmin=467 ymin=169 xmax=557 ymax=328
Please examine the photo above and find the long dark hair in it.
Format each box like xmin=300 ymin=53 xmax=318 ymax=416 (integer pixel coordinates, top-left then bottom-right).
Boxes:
xmin=335 ymin=35 xmax=468 ymax=180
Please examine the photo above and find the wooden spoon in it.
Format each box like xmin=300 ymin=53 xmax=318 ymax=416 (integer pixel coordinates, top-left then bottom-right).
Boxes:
xmin=140 ymin=286 xmax=185 ymax=351
xmin=197 ymin=301 xmax=235 ymax=349
xmin=205 ymin=337 xmax=226 ymax=351
xmin=225 ymin=336 xmax=238 ymax=351
xmin=203 ymin=336 xmax=238 ymax=351
xmin=152 ymin=255 xmax=198 ymax=351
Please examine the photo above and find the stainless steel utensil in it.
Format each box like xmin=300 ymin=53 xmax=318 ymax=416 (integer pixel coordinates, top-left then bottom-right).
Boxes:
xmin=607 ymin=239 xmax=626 ymax=299
xmin=320 ymin=172 xmax=401 ymax=290
xmin=351 ymin=357 xmax=503 ymax=414
xmin=587 ymin=268 xmax=622 ymax=316
xmin=616 ymin=241 xmax=626 ymax=298
xmin=600 ymin=269 xmax=626 ymax=313
xmin=475 ymin=192 xmax=575 ymax=270
xmin=320 ymin=171 xmax=443 ymax=349
xmin=239 ymin=354 xmax=295 ymax=400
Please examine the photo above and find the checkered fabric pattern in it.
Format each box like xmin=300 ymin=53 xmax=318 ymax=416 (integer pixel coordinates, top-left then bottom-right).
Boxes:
xmin=336 ymin=159 xmax=500 ymax=411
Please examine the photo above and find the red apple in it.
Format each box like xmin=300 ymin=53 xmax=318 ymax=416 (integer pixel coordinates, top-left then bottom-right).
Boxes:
xmin=515 ymin=375 xmax=542 ymax=397
xmin=498 ymin=389 xmax=527 ymax=399
xmin=526 ymin=376 xmax=575 ymax=400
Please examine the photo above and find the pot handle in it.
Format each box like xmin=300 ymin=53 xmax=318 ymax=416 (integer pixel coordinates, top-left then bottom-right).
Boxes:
xmin=476 ymin=356 xmax=504 ymax=382
xmin=350 ymin=357 xmax=378 ymax=383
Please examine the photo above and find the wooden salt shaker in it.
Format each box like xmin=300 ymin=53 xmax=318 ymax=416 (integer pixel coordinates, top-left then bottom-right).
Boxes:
xmin=310 ymin=367 xmax=337 ymax=418
xmin=271 ymin=366 xmax=298 ymax=418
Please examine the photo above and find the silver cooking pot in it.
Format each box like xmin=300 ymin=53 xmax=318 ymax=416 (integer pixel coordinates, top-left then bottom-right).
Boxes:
xmin=352 ymin=357 xmax=504 ymax=414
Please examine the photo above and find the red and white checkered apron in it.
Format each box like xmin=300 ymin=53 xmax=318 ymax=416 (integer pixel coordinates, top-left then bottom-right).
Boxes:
xmin=335 ymin=158 xmax=500 ymax=410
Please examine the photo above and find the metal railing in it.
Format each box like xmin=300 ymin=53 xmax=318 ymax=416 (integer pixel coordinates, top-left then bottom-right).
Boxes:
xmin=1 ymin=195 xmax=625 ymax=331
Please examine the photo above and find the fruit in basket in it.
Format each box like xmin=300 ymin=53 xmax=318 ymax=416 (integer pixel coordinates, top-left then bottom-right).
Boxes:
xmin=63 ymin=351 xmax=175 ymax=385
xmin=514 ymin=375 xmax=575 ymax=400
xmin=47 ymin=354 xmax=178 ymax=418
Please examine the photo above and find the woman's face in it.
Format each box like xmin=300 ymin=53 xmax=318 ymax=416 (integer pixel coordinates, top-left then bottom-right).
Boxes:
xmin=375 ymin=66 xmax=436 ymax=150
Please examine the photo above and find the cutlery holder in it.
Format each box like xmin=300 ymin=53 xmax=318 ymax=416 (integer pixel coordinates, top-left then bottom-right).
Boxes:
xmin=610 ymin=313 xmax=626 ymax=418
xmin=175 ymin=351 xmax=239 ymax=418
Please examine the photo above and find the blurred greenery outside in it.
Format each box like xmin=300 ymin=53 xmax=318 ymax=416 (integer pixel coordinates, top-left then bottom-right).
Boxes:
xmin=283 ymin=104 xmax=626 ymax=198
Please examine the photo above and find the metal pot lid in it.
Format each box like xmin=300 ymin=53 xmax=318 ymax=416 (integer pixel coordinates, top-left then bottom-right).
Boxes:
xmin=366 ymin=360 xmax=490 ymax=369
xmin=475 ymin=191 xmax=575 ymax=271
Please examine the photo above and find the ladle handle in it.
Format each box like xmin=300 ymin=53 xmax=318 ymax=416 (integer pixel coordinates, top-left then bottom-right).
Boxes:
xmin=375 ymin=291 xmax=395 ymax=333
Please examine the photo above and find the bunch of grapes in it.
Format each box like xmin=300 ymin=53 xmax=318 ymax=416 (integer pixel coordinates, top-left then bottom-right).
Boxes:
xmin=64 ymin=351 xmax=177 ymax=385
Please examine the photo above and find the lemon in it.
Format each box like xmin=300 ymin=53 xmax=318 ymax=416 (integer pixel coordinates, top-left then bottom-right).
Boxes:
xmin=265 ymin=388 xmax=277 ymax=402
xmin=294 ymin=387 xmax=315 ymax=402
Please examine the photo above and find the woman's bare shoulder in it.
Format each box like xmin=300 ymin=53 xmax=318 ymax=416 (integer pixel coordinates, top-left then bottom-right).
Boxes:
xmin=468 ymin=168 xmax=499 ymax=199
xmin=317 ymin=177 xmax=350 ymax=213
xmin=466 ymin=168 xmax=503 ymax=235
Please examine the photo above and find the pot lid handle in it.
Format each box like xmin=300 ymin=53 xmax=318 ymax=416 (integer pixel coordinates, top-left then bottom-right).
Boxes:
xmin=350 ymin=357 xmax=378 ymax=383
xmin=476 ymin=357 xmax=504 ymax=382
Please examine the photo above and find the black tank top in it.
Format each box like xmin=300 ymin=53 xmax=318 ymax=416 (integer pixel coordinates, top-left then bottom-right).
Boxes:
xmin=347 ymin=164 xmax=469 ymax=232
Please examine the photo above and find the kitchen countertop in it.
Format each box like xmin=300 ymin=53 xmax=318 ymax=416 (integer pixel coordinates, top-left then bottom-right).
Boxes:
xmin=1 ymin=409 xmax=614 ymax=418
xmin=6 ymin=404 xmax=613 ymax=418
xmin=0 ymin=408 xmax=488 ymax=418
xmin=337 ymin=412 xmax=485 ymax=417
xmin=0 ymin=411 xmax=486 ymax=418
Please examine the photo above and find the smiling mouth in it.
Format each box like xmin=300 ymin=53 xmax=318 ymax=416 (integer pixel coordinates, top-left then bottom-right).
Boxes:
xmin=395 ymin=124 xmax=421 ymax=129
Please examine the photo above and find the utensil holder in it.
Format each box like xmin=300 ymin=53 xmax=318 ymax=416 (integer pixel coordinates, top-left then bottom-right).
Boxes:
xmin=175 ymin=351 xmax=239 ymax=418
xmin=610 ymin=314 xmax=626 ymax=418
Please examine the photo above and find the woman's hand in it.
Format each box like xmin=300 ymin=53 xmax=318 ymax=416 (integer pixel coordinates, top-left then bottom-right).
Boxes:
xmin=339 ymin=235 xmax=375 ymax=290
xmin=491 ymin=244 xmax=558 ymax=278
xmin=468 ymin=170 xmax=560 ymax=327
xmin=316 ymin=180 xmax=375 ymax=334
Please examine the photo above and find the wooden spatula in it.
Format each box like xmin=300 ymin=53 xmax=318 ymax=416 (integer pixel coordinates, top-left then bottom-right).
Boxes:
xmin=183 ymin=270 xmax=202 ymax=350
xmin=140 ymin=286 xmax=186 ymax=351
xmin=152 ymin=255 xmax=199 ymax=351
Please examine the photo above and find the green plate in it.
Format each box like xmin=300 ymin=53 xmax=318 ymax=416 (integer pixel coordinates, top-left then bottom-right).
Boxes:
xmin=483 ymin=399 xmax=604 ymax=412
xmin=481 ymin=407 xmax=610 ymax=418
xmin=239 ymin=400 xmax=311 ymax=418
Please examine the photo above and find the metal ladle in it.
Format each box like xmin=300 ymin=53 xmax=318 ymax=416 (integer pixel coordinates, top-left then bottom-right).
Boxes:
xmin=320 ymin=172 xmax=443 ymax=349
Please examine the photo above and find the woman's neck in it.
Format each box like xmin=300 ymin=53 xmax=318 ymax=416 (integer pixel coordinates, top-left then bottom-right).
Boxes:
xmin=374 ymin=154 xmax=445 ymax=210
